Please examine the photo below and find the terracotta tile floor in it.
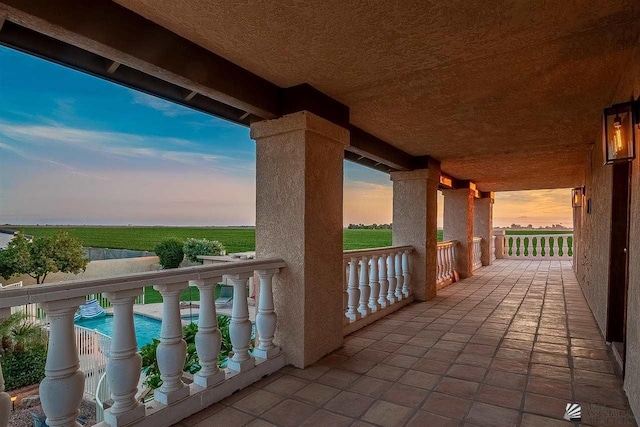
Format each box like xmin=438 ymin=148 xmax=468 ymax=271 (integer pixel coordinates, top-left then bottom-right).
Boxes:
xmin=176 ymin=260 xmax=637 ymax=427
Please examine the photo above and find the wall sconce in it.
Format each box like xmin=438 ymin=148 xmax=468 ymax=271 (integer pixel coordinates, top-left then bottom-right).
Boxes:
xmin=571 ymin=187 xmax=583 ymax=208
xmin=603 ymin=101 xmax=637 ymax=164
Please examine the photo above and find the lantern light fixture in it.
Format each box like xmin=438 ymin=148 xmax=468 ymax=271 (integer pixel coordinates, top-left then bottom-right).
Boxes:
xmin=571 ymin=187 xmax=583 ymax=208
xmin=603 ymin=101 xmax=638 ymax=164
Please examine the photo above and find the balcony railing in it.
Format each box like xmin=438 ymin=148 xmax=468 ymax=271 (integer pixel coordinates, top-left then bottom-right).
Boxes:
xmin=342 ymin=246 xmax=414 ymax=335
xmin=0 ymin=258 xmax=286 ymax=427
xmin=501 ymin=234 xmax=573 ymax=259
xmin=436 ymin=241 xmax=456 ymax=287
xmin=472 ymin=237 xmax=483 ymax=271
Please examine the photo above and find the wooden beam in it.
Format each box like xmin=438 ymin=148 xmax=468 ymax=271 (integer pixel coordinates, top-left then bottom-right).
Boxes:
xmin=1 ymin=0 xmax=280 ymax=118
xmin=0 ymin=21 xmax=253 ymax=126
xmin=106 ymin=60 xmax=120 ymax=74
xmin=348 ymin=126 xmax=413 ymax=171
xmin=280 ymin=84 xmax=350 ymax=129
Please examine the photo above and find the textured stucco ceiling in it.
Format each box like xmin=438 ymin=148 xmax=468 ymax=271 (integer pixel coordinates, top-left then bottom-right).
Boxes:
xmin=114 ymin=0 xmax=640 ymax=191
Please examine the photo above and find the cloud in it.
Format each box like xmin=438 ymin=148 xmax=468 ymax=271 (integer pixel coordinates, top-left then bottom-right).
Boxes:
xmin=0 ymin=141 xmax=107 ymax=180
xmin=0 ymin=121 xmax=252 ymax=172
xmin=131 ymin=92 xmax=194 ymax=117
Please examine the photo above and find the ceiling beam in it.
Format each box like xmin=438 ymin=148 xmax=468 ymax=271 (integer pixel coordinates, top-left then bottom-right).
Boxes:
xmin=348 ymin=126 xmax=414 ymax=171
xmin=0 ymin=0 xmax=280 ymax=118
xmin=0 ymin=21 xmax=253 ymax=126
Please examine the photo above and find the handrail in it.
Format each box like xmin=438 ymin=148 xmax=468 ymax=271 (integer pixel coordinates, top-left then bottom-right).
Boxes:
xmin=0 ymin=257 xmax=286 ymax=308
xmin=343 ymin=245 xmax=413 ymax=258
xmin=437 ymin=240 xmax=457 ymax=247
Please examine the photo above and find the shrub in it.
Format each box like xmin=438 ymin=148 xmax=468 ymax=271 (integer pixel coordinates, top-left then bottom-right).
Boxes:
xmin=183 ymin=238 xmax=226 ymax=263
xmin=140 ymin=315 xmax=237 ymax=389
xmin=154 ymin=238 xmax=184 ymax=269
xmin=0 ymin=313 xmax=48 ymax=391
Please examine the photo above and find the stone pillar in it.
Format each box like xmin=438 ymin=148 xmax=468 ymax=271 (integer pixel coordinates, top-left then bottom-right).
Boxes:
xmin=252 ymin=111 xmax=348 ymax=368
xmin=443 ymin=188 xmax=475 ymax=278
xmin=474 ymin=194 xmax=494 ymax=266
xmin=391 ymin=163 xmax=440 ymax=301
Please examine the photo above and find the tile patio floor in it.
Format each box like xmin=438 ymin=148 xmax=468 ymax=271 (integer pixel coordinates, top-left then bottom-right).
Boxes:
xmin=175 ymin=260 xmax=637 ymax=427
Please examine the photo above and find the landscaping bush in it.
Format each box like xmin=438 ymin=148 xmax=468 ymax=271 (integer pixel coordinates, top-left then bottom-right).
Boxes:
xmin=140 ymin=315 xmax=236 ymax=389
xmin=183 ymin=238 xmax=226 ymax=263
xmin=1 ymin=343 xmax=47 ymax=391
xmin=154 ymin=238 xmax=184 ymax=269
xmin=0 ymin=313 xmax=48 ymax=391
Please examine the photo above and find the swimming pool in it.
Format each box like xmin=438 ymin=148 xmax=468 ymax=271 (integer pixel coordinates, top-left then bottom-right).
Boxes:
xmin=75 ymin=314 xmax=164 ymax=348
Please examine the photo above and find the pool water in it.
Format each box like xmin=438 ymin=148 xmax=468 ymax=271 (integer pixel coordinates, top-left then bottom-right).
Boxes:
xmin=75 ymin=314 xmax=164 ymax=348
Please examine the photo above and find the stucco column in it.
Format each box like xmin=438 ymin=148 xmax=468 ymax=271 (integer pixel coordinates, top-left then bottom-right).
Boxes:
xmin=494 ymin=229 xmax=506 ymax=259
xmin=391 ymin=162 xmax=440 ymax=301
xmin=443 ymin=188 xmax=475 ymax=278
xmin=252 ymin=111 xmax=349 ymax=368
xmin=474 ymin=194 xmax=494 ymax=266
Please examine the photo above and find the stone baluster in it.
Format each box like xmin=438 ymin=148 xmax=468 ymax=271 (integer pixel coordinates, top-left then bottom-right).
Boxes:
xmin=254 ymin=269 xmax=280 ymax=359
xmin=346 ymin=258 xmax=361 ymax=321
xmin=39 ymin=297 xmax=86 ymax=427
xmin=189 ymin=279 xmax=225 ymax=387
xmin=377 ymin=255 xmax=389 ymax=308
xmin=358 ymin=257 xmax=371 ymax=317
xmin=226 ymin=273 xmax=255 ymax=372
xmin=0 ymin=309 xmax=10 ymax=427
xmin=526 ymin=237 xmax=532 ymax=257
xmin=368 ymin=255 xmax=380 ymax=312
xmin=446 ymin=246 xmax=453 ymax=279
xmin=153 ymin=283 xmax=190 ymax=404
xmin=436 ymin=247 xmax=443 ymax=283
xmin=402 ymin=250 xmax=411 ymax=297
xmin=343 ymin=260 xmax=349 ymax=323
xmin=394 ymin=252 xmax=404 ymax=300
xmin=387 ymin=254 xmax=397 ymax=304
xmin=103 ymin=289 xmax=145 ymax=426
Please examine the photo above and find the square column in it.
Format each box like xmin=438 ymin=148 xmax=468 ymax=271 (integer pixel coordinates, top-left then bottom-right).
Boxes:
xmin=474 ymin=193 xmax=494 ymax=266
xmin=391 ymin=162 xmax=440 ymax=301
xmin=252 ymin=111 xmax=349 ymax=368
xmin=443 ymin=188 xmax=475 ymax=278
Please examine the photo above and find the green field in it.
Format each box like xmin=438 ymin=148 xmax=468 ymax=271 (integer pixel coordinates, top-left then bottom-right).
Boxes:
xmin=14 ymin=226 xmax=571 ymax=252
xmin=12 ymin=226 xmax=571 ymax=303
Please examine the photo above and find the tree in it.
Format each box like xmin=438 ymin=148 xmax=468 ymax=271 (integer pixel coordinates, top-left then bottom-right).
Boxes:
xmin=0 ymin=232 xmax=88 ymax=284
xmin=183 ymin=238 xmax=226 ymax=263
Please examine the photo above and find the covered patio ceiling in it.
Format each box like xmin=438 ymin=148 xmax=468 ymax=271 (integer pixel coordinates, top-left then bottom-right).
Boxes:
xmin=2 ymin=0 xmax=640 ymax=191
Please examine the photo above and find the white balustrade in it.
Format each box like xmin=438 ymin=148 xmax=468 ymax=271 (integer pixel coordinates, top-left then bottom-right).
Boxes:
xmin=190 ymin=279 xmax=225 ymax=387
xmin=377 ymin=256 xmax=389 ymax=309
xmin=342 ymin=246 xmax=414 ymax=334
xmin=402 ymin=251 xmax=410 ymax=297
xmin=472 ymin=237 xmax=482 ymax=271
xmin=343 ymin=260 xmax=349 ymax=324
xmin=346 ymin=257 xmax=361 ymax=321
xmin=103 ymin=289 xmax=145 ymax=426
xmin=387 ymin=254 xmax=397 ymax=304
xmin=0 ymin=258 xmax=285 ymax=427
xmin=226 ymin=273 xmax=255 ymax=372
xmin=254 ymin=269 xmax=280 ymax=359
xmin=501 ymin=233 xmax=573 ymax=260
xmin=40 ymin=297 xmax=86 ymax=427
xmin=358 ymin=257 xmax=371 ymax=317
xmin=154 ymin=283 xmax=190 ymax=405
xmin=491 ymin=235 xmax=497 ymax=262
xmin=368 ymin=255 xmax=380 ymax=312
xmin=394 ymin=253 xmax=404 ymax=301
xmin=436 ymin=241 xmax=457 ymax=286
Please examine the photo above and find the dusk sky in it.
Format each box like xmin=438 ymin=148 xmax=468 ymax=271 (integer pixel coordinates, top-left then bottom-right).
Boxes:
xmin=0 ymin=46 xmax=572 ymax=228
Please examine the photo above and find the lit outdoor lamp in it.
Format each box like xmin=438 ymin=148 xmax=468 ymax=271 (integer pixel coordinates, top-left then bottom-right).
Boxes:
xmin=571 ymin=187 xmax=583 ymax=208
xmin=603 ymin=101 xmax=638 ymax=164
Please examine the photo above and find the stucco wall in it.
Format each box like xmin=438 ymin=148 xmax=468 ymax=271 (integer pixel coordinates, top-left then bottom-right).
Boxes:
xmin=575 ymin=45 xmax=640 ymax=421
xmin=622 ymin=48 xmax=640 ymax=423
xmin=0 ymin=256 xmax=160 ymax=286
